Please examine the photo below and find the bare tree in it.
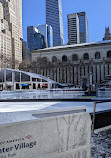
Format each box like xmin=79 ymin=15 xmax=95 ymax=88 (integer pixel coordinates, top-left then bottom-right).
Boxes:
xmin=0 ymin=54 xmax=13 ymax=69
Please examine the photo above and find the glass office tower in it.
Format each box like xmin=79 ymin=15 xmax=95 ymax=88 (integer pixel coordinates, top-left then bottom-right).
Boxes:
xmin=38 ymin=24 xmax=53 ymax=48
xmin=27 ymin=26 xmax=45 ymax=51
xmin=77 ymin=12 xmax=89 ymax=43
xmin=46 ymin=0 xmax=64 ymax=46
xmin=68 ymin=12 xmax=89 ymax=44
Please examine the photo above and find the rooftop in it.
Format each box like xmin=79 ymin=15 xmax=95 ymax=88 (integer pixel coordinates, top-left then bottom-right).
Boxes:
xmin=0 ymin=68 xmax=56 ymax=84
xmin=32 ymin=40 xmax=111 ymax=53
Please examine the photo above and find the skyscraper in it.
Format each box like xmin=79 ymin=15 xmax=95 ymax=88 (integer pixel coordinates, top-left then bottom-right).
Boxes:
xmin=46 ymin=0 xmax=64 ymax=47
xmin=0 ymin=2 xmax=12 ymax=70
xmin=0 ymin=0 xmax=23 ymax=69
xmin=67 ymin=13 xmax=80 ymax=44
xmin=27 ymin=26 xmax=45 ymax=51
xmin=22 ymin=40 xmax=31 ymax=60
xmin=68 ymin=12 xmax=89 ymax=45
xmin=38 ymin=24 xmax=53 ymax=48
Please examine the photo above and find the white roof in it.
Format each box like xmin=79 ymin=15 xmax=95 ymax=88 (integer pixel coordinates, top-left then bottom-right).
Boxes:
xmin=0 ymin=68 xmax=57 ymax=84
xmin=32 ymin=40 xmax=111 ymax=53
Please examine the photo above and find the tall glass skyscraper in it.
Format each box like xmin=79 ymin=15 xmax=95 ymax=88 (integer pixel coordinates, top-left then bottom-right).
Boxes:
xmin=77 ymin=12 xmax=89 ymax=43
xmin=46 ymin=0 xmax=64 ymax=47
xmin=68 ymin=12 xmax=89 ymax=45
xmin=38 ymin=24 xmax=53 ymax=48
xmin=27 ymin=26 xmax=45 ymax=51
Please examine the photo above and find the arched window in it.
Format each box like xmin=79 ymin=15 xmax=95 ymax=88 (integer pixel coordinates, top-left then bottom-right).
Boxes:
xmin=83 ymin=53 xmax=89 ymax=60
xmin=52 ymin=56 xmax=57 ymax=63
xmin=107 ymin=51 xmax=111 ymax=58
xmin=62 ymin=55 xmax=67 ymax=62
xmin=42 ymin=57 xmax=47 ymax=62
xmin=95 ymin=52 xmax=101 ymax=59
xmin=72 ymin=54 xmax=78 ymax=61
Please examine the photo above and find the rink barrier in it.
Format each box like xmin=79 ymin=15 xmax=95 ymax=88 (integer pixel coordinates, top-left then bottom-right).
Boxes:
xmin=0 ymin=107 xmax=91 ymax=158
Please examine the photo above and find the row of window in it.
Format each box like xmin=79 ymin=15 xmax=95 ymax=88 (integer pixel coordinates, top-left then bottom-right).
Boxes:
xmin=41 ymin=51 xmax=111 ymax=63
xmin=51 ymin=51 xmax=111 ymax=63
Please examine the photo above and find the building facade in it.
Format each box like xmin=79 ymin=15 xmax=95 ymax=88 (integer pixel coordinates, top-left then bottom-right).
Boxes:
xmin=0 ymin=2 xmax=12 ymax=70
xmin=46 ymin=0 xmax=64 ymax=46
xmin=38 ymin=24 xmax=53 ymax=48
xmin=67 ymin=13 xmax=80 ymax=44
xmin=22 ymin=40 xmax=31 ymax=60
xmin=0 ymin=0 xmax=23 ymax=69
xmin=68 ymin=12 xmax=89 ymax=45
xmin=32 ymin=41 xmax=111 ymax=87
xmin=27 ymin=26 xmax=45 ymax=51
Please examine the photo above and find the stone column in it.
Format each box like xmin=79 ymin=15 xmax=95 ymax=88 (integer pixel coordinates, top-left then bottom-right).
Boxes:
xmin=93 ymin=65 xmax=96 ymax=85
xmin=97 ymin=65 xmax=100 ymax=84
xmin=64 ymin=67 xmax=66 ymax=83
xmin=57 ymin=68 xmax=60 ymax=83
xmin=78 ymin=65 xmax=80 ymax=86
xmin=101 ymin=64 xmax=104 ymax=81
xmin=109 ymin=64 xmax=111 ymax=75
xmin=74 ymin=67 xmax=77 ymax=86
xmin=70 ymin=67 xmax=73 ymax=84
xmin=105 ymin=64 xmax=108 ymax=76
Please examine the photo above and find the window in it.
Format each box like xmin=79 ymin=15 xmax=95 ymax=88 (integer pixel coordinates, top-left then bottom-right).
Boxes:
xmin=83 ymin=53 xmax=89 ymax=60
xmin=42 ymin=57 xmax=47 ymax=63
xmin=107 ymin=51 xmax=111 ymax=58
xmin=62 ymin=55 xmax=67 ymax=62
xmin=72 ymin=54 xmax=78 ymax=61
xmin=95 ymin=52 xmax=101 ymax=59
xmin=52 ymin=56 xmax=57 ymax=63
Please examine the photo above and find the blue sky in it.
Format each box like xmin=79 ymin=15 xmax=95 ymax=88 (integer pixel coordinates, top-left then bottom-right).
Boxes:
xmin=23 ymin=0 xmax=111 ymax=44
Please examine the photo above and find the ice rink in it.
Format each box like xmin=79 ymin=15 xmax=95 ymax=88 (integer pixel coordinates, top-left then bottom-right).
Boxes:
xmin=0 ymin=101 xmax=111 ymax=125
xmin=0 ymin=101 xmax=111 ymax=113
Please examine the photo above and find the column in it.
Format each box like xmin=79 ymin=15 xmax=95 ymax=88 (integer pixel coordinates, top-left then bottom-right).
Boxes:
xmin=74 ymin=67 xmax=77 ymax=86
xmin=64 ymin=67 xmax=66 ymax=83
xmin=101 ymin=64 xmax=104 ymax=82
xmin=109 ymin=64 xmax=111 ymax=75
xmin=97 ymin=65 xmax=100 ymax=84
xmin=70 ymin=67 xmax=73 ymax=84
xmin=78 ymin=65 xmax=80 ymax=86
xmin=105 ymin=64 xmax=108 ymax=76
xmin=57 ymin=68 xmax=59 ymax=83
xmin=93 ymin=65 xmax=96 ymax=85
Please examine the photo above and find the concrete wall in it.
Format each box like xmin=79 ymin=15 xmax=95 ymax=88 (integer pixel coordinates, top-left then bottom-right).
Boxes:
xmin=0 ymin=112 xmax=91 ymax=158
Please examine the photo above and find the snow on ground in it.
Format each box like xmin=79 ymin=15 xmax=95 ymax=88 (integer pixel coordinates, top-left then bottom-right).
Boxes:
xmin=91 ymin=126 xmax=111 ymax=158
xmin=43 ymin=101 xmax=111 ymax=113
xmin=0 ymin=102 xmax=59 ymax=112
xmin=0 ymin=101 xmax=111 ymax=113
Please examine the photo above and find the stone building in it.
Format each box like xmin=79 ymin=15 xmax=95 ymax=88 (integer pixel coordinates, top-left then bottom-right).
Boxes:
xmin=0 ymin=0 xmax=23 ymax=69
xmin=32 ymin=40 xmax=111 ymax=87
xmin=0 ymin=2 xmax=12 ymax=70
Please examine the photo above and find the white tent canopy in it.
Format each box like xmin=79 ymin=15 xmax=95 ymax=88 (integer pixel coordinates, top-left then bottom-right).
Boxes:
xmin=0 ymin=68 xmax=57 ymax=90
